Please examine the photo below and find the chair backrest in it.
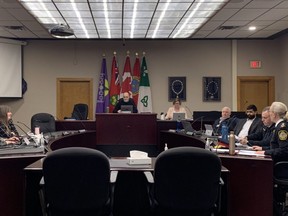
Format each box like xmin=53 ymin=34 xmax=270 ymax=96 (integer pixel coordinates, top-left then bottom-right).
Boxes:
xmin=274 ymin=161 xmax=288 ymax=184
xmin=31 ymin=113 xmax=55 ymax=134
xmin=71 ymin=103 xmax=88 ymax=120
xmin=153 ymin=146 xmax=222 ymax=215
xmin=43 ymin=147 xmax=110 ymax=215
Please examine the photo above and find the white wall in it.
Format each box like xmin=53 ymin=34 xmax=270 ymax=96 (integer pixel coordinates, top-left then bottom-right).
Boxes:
xmin=0 ymin=37 xmax=285 ymax=126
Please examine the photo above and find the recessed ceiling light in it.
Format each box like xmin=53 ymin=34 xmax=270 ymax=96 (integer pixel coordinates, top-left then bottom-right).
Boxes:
xmin=249 ymin=26 xmax=256 ymax=31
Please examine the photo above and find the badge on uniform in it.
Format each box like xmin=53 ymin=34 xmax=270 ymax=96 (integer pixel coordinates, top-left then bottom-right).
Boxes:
xmin=278 ymin=130 xmax=288 ymax=141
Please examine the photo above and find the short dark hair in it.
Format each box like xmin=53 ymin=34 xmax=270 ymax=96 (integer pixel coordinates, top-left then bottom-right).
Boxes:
xmin=246 ymin=104 xmax=257 ymax=111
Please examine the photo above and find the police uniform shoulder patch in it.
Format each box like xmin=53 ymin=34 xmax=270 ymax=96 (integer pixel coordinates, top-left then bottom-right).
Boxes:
xmin=278 ymin=130 xmax=288 ymax=141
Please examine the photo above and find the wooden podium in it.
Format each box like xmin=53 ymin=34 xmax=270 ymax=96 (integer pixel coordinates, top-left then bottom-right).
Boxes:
xmin=96 ymin=113 xmax=157 ymax=145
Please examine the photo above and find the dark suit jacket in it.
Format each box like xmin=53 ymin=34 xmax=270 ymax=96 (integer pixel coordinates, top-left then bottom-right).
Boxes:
xmin=247 ymin=123 xmax=275 ymax=149
xmin=112 ymin=98 xmax=138 ymax=113
xmin=233 ymin=117 xmax=263 ymax=137
xmin=265 ymin=120 xmax=288 ymax=162
xmin=213 ymin=117 xmax=238 ymax=135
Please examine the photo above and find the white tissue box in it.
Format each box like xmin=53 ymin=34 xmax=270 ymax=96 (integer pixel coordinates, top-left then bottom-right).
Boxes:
xmin=128 ymin=157 xmax=152 ymax=165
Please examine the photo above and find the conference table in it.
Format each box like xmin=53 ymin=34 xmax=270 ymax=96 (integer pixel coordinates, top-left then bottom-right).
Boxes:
xmin=25 ymin=155 xmax=230 ymax=216
xmin=0 ymin=114 xmax=274 ymax=216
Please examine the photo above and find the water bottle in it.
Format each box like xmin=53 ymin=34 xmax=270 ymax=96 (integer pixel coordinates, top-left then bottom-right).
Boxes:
xmin=229 ymin=131 xmax=235 ymax=155
xmin=176 ymin=118 xmax=181 ymax=132
xmin=205 ymin=138 xmax=211 ymax=150
xmin=164 ymin=143 xmax=168 ymax=151
xmin=221 ymin=123 xmax=228 ymax=142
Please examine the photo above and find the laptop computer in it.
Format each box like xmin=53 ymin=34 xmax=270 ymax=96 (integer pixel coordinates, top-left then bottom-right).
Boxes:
xmin=172 ymin=112 xmax=185 ymax=120
xmin=121 ymin=105 xmax=133 ymax=113
xmin=181 ymin=120 xmax=195 ymax=135
xmin=204 ymin=124 xmax=213 ymax=136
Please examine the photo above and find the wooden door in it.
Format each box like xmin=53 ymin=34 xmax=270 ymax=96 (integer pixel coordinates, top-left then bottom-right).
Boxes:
xmin=57 ymin=78 xmax=93 ymax=120
xmin=237 ymin=76 xmax=275 ymax=112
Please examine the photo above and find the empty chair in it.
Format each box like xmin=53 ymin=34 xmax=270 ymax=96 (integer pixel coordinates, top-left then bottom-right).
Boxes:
xmin=274 ymin=161 xmax=288 ymax=215
xmin=65 ymin=103 xmax=88 ymax=120
xmin=40 ymin=147 xmax=117 ymax=216
xmin=31 ymin=113 xmax=55 ymax=134
xmin=145 ymin=146 xmax=223 ymax=216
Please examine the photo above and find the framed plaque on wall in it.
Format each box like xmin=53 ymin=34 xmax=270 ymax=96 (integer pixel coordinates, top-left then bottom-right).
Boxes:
xmin=168 ymin=77 xmax=186 ymax=101
xmin=203 ymin=77 xmax=221 ymax=102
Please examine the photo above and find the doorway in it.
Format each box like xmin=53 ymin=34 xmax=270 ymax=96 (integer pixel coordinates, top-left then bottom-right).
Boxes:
xmin=57 ymin=78 xmax=93 ymax=120
xmin=237 ymin=76 xmax=275 ymax=112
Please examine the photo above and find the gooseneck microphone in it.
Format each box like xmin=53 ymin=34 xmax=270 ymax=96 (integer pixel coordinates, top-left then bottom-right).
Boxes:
xmin=75 ymin=107 xmax=87 ymax=132
xmin=17 ymin=121 xmax=32 ymax=132
xmin=13 ymin=123 xmax=36 ymax=145
xmin=184 ymin=106 xmax=193 ymax=119
xmin=190 ymin=116 xmax=205 ymax=135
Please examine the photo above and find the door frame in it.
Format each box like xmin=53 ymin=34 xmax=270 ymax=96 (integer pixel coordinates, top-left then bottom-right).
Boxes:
xmin=56 ymin=78 xmax=94 ymax=120
xmin=237 ymin=76 xmax=275 ymax=111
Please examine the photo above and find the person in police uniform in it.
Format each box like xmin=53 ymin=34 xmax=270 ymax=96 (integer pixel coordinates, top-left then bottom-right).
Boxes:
xmin=256 ymin=102 xmax=288 ymax=162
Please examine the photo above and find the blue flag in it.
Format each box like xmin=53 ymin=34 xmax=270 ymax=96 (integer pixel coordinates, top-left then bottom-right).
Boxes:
xmin=96 ymin=57 xmax=109 ymax=113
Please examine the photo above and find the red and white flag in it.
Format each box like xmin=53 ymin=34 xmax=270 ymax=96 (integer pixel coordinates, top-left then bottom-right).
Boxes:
xmin=120 ymin=55 xmax=132 ymax=98
xmin=109 ymin=54 xmax=120 ymax=112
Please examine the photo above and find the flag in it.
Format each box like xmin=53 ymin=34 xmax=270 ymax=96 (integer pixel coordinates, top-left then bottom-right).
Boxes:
xmin=120 ymin=55 xmax=132 ymax=97
xmin=96 ymin=57 xmax=109 ymax=113
xmin=131 ymin=55 xmax=140 ymax=104
xmin=137 ymin=56 xmax=152 ymax=113
xmin=109 ymin=55 xmax=120 ymax=112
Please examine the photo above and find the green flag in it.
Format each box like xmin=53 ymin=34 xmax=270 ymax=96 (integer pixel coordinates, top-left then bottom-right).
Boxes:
xmin=137 ymin=56 xmax=152 ymax=113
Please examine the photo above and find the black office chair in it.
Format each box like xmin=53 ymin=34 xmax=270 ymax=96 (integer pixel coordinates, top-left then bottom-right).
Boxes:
xmin=64 ymin=103 xmax=88 ymax=120
xmin=274 ymin=161 xmax=288 ymax=215
xmin=144 ymin=146 xmax=223 ymax=216
xmin=31 ymin=113 xmax=56 ymax=134
xmin=40 ymin=147 xmax=117 ymax=216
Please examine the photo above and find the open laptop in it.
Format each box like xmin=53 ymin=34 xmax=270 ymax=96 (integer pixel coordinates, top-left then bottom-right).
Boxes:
xmin=172 ymin=112 xmax=185 ymax=121
xmin=121 ymin=105 xmax=133 ymax=113
xmin=204 ymin=124 xmax=213 ymax=136
xmin=181 ymin=120 xmax=195 ymax=135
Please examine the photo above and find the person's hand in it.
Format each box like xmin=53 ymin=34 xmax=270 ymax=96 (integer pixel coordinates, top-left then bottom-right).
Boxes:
xmin=252 ymin=146 xmax=263 ymax=151
xmin=5 ymin=136 xmax=20 ymax=144
xmin=239 ymin=137 xmax=248 ymax=145
xmin=117 ymin=110 xmax=121 ymax=113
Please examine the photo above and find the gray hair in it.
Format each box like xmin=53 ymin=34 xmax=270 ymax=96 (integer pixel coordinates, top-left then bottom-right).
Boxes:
xmin=270 ymin=102 xmax=287 ymax=118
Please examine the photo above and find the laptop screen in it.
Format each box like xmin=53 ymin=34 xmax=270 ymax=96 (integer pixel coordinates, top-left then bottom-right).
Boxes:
xmin=204 ymin=124 xmax=213 ymax=136
xmin=172 ymin=112 xmax=185 ymax=120
xmin=121 ymin=105 xmax=133 ymax=113
xmin=181 ymin=120 xmax=195 ymax=133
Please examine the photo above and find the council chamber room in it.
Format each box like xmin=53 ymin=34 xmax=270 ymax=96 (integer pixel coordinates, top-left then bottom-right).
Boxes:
xmin=1 ymin=0 xmax=288 ymax=216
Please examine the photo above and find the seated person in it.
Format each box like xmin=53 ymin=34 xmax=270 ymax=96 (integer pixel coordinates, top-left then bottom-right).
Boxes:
xmin=165 ymin=98 xmax=188 ymax=120
xmin=213 ymin=106 xmax=237 ymax=135
xmin=255 ymin=102 xmax=288 ymax=162
xmin=0 ymin=105 xmax=20 ymax=144
xmin=113 ymin=92 xmax=138 ymax=113
xmin=239 ymin=106 xmax=274 ymax=149
xmin=233 ymin=104 xmax=263 ymax=139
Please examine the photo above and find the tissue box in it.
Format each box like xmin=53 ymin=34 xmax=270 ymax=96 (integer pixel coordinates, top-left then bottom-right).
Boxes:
xmin=128 ymin=157 xmax=152 ymax=165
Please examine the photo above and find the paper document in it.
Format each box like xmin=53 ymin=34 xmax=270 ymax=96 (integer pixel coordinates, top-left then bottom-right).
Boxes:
xmin=238 ymin=150 xmax=264 ymax=156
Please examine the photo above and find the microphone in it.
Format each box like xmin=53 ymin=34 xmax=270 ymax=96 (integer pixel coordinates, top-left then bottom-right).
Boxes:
xmin=75 ymin=107 xmax=87 ymax=132
xmin=54 ymin=116 xmax=72 ymax=136
xmin=17 ymin=121 xmax=32 ymax=132
xmin=13 ymin=123 xmax=35 ymax=145
xmin=185 ymin=106 xmax=193 ymax=119
xmin=190 ymin=116 xmax=205 ymax=135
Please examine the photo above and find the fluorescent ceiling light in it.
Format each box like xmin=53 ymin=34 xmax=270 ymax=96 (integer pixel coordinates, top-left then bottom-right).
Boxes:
xmin=19 ymin=0 xmax=228 ymax=39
